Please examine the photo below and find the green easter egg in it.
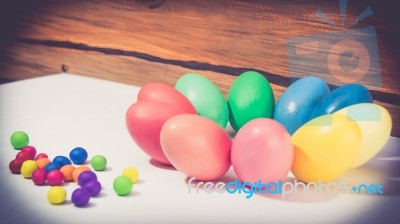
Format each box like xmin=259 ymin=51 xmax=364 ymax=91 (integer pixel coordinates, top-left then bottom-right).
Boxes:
xmin=175 ymin=73 xmax=228 ymax=128
xmin=228 ymin=71 xmax=275 ymax=131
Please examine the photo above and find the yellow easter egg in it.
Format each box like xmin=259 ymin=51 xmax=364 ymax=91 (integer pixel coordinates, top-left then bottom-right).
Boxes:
xmin=291 ymin=114 xmax=361 ymax=183
xmin=334 ymin=103 xmax=392 ymax=168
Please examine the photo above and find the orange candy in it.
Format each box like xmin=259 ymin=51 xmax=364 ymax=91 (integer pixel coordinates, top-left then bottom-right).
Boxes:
xmin=36 ymin=158 xmax=51 ymax=169
xmin=72 ymin=166 xmax=91 ymax=182
xmin=60 ymin=165 xmax=75 ymax=182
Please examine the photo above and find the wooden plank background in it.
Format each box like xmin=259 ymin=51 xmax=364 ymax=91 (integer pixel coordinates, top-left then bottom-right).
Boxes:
xmin=0 ymin=0 xmax=399 ymax=136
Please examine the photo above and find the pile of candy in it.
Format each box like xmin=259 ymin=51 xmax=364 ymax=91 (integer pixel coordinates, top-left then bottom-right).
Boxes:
xmin=126 ymin=72 xmax=392 ymax=184
xmin=8 ymin=131 xmax=140 ymax=207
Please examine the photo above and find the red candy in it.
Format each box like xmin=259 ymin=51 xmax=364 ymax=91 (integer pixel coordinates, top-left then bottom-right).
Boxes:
xmin=9 ymin=159 xmax=24 ymax=174
xmin=16 ymin=151 xmax=31 ymax=162
xmin=35 ymin=153 xmax=48 ymax=160
xmin=32 ymin=168 xmax=47 ymax=185
xmin=47 ymin=170 xmax=64 ymax=186
xmin=21 ymin=146 xmax=37 ymax=159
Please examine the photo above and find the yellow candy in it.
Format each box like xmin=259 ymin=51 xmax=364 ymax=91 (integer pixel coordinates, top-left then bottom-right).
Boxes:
xmin=291 ymin=114 xmax=361 ymax=183
xmin=335 ymin=103 xmax=392 ymax=168
xmin=122 ymin=167 xmax=139 ymax=183
xmin=47 ymin=186 xmax=66 ymax=205
xmin=21 ymin=160 xmax=38 ymax=178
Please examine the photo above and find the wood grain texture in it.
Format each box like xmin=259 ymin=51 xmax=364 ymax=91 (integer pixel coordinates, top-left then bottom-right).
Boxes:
xmin=0 ymin=0 xmax=399 ymax=136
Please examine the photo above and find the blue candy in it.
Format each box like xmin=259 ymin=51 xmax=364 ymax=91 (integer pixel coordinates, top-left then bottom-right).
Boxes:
xmin=53 ymin=156 xmax=72 ymax=167
xmin=274 ymin=76 xmax=330 ymax=135
xmin=69 ymin=147 xmax=88 ymax=165
xmin=45 ymin=162 xmax=62 ymax=173
xmin=311 ymin=83 xmax=373 ymax=118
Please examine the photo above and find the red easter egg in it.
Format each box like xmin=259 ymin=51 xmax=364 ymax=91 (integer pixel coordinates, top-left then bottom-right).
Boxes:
xmin=138 ymin=82 xmax=196 ymax=114
xmin=160 ymin=114 xmax=232 ymax=181
xmin=126 ymin=100 xmax=187 ymax=165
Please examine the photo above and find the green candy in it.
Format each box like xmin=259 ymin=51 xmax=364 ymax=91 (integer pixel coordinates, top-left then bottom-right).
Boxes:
xmin=90 ymin=155 xmax=107 ymax=171
xmin=228 ymin=71 xmax=275 ymax=131
xmin=175 ymin=73 xmax=228 ymax=128
xmin=10 ymin=131 xmax=29 ymax=149
xmin=113 ymin=176 xmax=133 ymax=196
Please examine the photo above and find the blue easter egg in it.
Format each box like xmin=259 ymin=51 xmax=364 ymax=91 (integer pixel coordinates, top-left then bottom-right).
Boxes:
xmin=274 ymin=76 xmax=330 ymax=135
xmin=311 ymin=83 xmax=373 ymax=118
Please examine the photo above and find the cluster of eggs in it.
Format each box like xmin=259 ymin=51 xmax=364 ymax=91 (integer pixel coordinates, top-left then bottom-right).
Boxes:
xmin=8 ymin=131 xmax=134 ymax=207
xmin=126 ymin=71 xmax=392 ymax=184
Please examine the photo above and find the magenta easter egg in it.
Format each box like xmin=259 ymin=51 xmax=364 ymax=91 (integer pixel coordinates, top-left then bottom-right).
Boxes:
xmin=231 ymin=118 xmax=294 ymax=183
xmin=160 ymin=114 xmax=231 ymax=181
xmin=126 ymin=100 xmax=187 ymax=165
xmin=138 ymin=82 xmax=197 ymax=114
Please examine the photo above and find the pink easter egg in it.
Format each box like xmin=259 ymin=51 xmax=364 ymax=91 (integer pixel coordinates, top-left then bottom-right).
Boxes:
xmin=160 ymin=114 xmax=231 ymax=181
xmin=231 ymin=118 xmax=294 ymax=183
xmin=126 ymin=100 xmax=187 ymax=165
xmin=138 ymin=82 xmax=197 ymax=114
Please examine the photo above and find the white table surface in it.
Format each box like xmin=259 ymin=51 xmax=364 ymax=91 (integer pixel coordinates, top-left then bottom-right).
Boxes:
xmin=0 ymin=74 xmax=399 ymax=224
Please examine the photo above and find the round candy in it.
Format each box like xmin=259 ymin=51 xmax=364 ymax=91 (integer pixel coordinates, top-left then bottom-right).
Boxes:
xmin=45 ymin=162 xmax=62 ymax=173
xmin=9 ymin=159 xmax=24 ymax=174
xmin=71 ymin=188 xmax=91 ymax=207
xmin=36 ymin=158 xmax=51 ymax=169
xmin=21 ymin=160 xmax=38 ymax=178
xmin=16 ymin=151 xmax=32 ymax=162
xmin=273 ymin=76 xmax=330 ymax=135
xmin=78 ymin=171 xmax=97 ymax=186
xmin=69 ymin=147 xmax=88 ymax=165
xmin=291 ymin=114 xmax=361 ymax=183
xmin=53 ymin=156 xmax=72 ymax=167
xmin=60 ymin=165 xmax=75 ymax=182
xmin=10 ymin=131 xmax=29 ymax=149
xmin=122 ymin=167 xmax=139 ymax=183
xmin=160 ymin=114 xmax=232 ymax=181
xmin=126 ymin=100 xmax=186 ymax=165
xmin=21 ymin=146 xmax=36 ymax=159
xmin=138 ymin=82 xmax=197 ymax=114
xmin=228 ymin=71 xmax=275 ymax=131
xmin=335 ymin=103 xmax=392 ymax=168
xmin=175 ymin=73 xmax=229 ymax=128
xmin=311 ymin=83 xmax=373 ymax=118
xmin=231 ymin=118 xmax=294 ymax=183
xmin=82 ymin=180 xmax=102 ymax=197
xmin=35 ymin=153 xmax=48 ymax=160
xmin=47 ymin=170 xmax=64 ymax=186
xmin=47 ymin=186 xmax=66 ymax=205
xmin=113 ymin=176 xmax=133 ymax=196
xmin=72 ymin=166 xmax=91 ymax=182
xmin=90 ymin=155 xmax=107 ymax=171
xmin=32 ymin=168 xmax=47 ymax=185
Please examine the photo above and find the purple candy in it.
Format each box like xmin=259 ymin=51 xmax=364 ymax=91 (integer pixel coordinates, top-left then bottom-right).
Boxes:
xmin=71 ymin=188 xmax=91 ymax=207
xmin=77 ymin=171 xmax=97 ymax=186
xmin=83 ymin=180 xmax=102 ymax=197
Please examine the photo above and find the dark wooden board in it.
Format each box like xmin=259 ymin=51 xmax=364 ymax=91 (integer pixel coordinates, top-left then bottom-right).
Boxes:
xmin=0 ymin=0 xmax=399 ymax=136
